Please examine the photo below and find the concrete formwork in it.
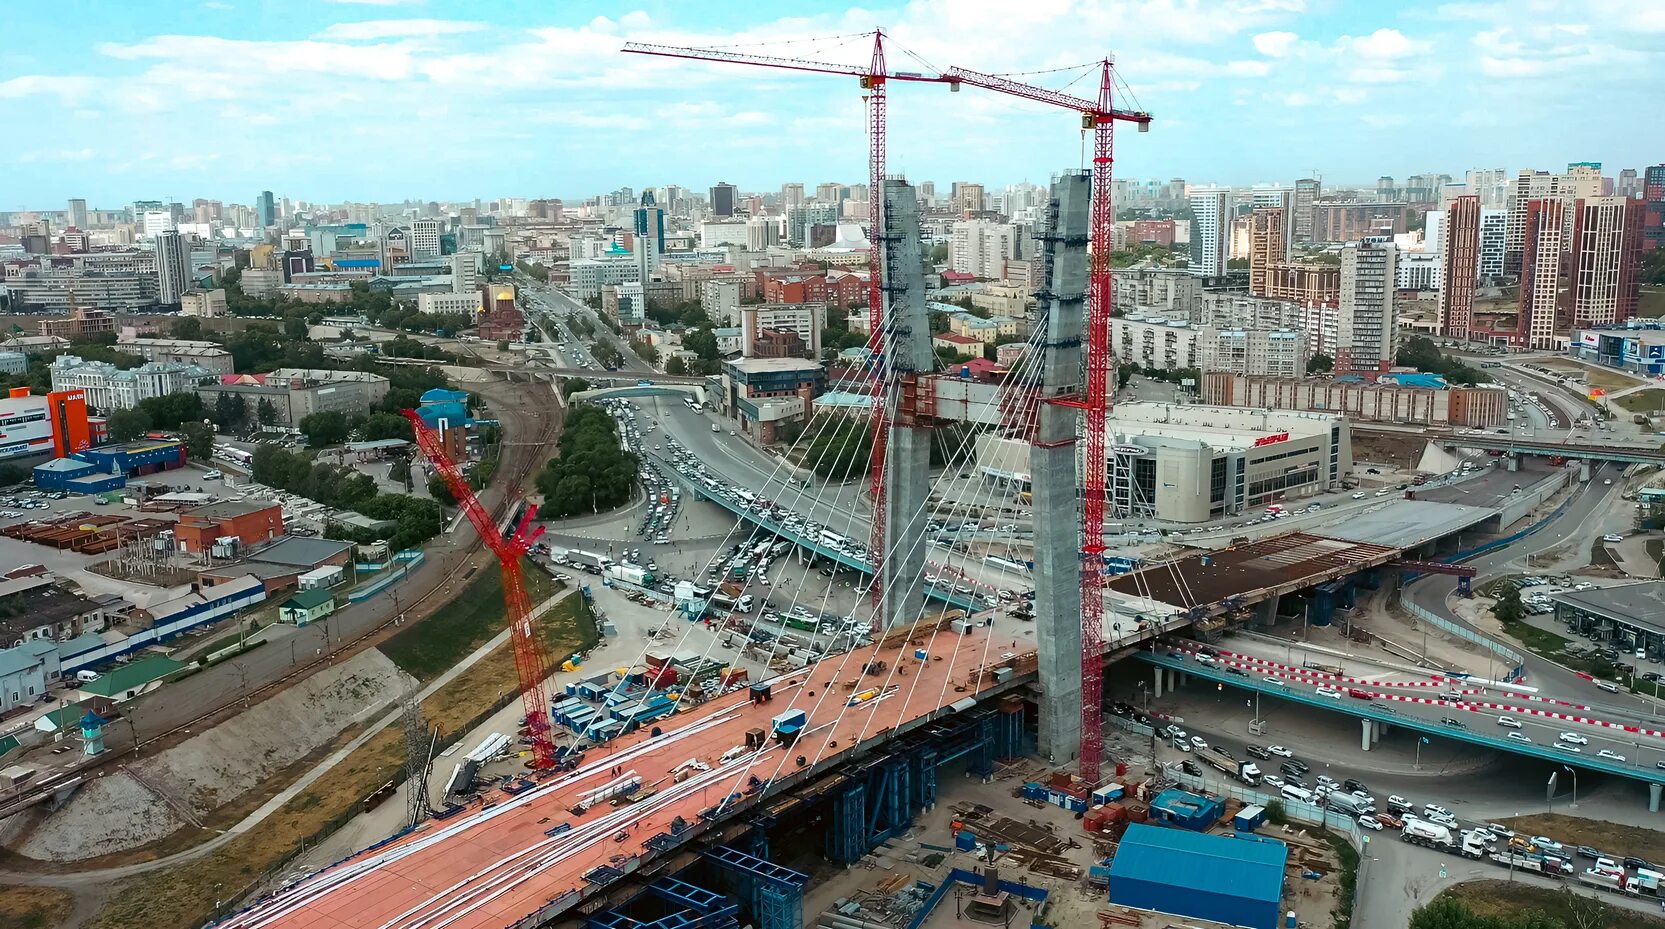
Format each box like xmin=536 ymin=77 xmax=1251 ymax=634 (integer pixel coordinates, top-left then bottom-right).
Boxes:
xmin=878 ymin=179 xmax=933 ymax=630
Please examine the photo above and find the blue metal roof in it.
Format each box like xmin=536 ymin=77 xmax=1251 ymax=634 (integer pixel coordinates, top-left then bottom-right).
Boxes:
xmin=1109 ymin=823 xmax=1286 ymax=903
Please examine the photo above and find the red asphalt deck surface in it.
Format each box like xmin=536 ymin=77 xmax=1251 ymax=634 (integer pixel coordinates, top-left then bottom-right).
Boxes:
xmin=226 ymin=624 xmax=1025 ymax=929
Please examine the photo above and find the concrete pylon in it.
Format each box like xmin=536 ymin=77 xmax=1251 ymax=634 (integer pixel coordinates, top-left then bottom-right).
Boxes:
xmin=876 ymin=179 xmax=932 ymax=630
xmin=1360 ymin=719 xmax=1373 ymax=752
xmin=1031 ymin=171 xmax=1091 ymax=763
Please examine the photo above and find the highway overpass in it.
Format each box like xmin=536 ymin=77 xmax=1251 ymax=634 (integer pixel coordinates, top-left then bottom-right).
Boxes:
xmin=1428 ymin=434 xmax=1665 ymax=465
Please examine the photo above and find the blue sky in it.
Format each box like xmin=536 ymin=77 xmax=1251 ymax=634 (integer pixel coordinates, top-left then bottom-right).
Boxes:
xmin=2 ymin=0 xmax=1661 ymax=208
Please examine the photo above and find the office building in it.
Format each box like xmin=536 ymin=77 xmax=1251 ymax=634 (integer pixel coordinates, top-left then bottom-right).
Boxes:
xmin=950 ymin=221 xmax=1021 ymax=279
xmin=720 ymin=357 xmax=825 ymax=444
xmin=1247 ymin=208 xmax=1285 ymax=297
xmin=450 ymin=252 xmax=477 ymax=295
xmin=700 ymin=278 xmax=742 ymax=325
xmin=569 ymin=257 xmax=639 ymax=299
xmin=195 ymin=369 xmax=389 ymax=425
xmin=1644 ymin=165 xmax=1665 ymax=254
xmin=634 ymin=191 xmax=665 ymax=280
xmin=741 ymin=304 xmax=824 ymax=359
xmin=114 ymin=336 xmax=234 ymax=374
xmin=1338 ymin=238 xmax=1397 ymax=374
xmin=417 ymin=292 xmax=483 ymax=316
xmin=1112 ymin=268 xmax=1201 ymax=317
xmin=1617 ymin=169 xmax=1641 ymax=200
xmin=952 ymin=182 xmax=986 ymax=214
xmin=1568 ymin=197 xmax=1644 ymax=328
xmin=1292 ymin=178 xmax=1320 ymax=244
xmin=709 ymin=182 xmax=738 ymax=217
xmin=785 ymin=203 xmax=840 ymax=247
xmin=50 ymin=356 xmax=213 ymax=412
xmin=410 ymin=219 xmax=442 ymax=260
xmin=180 ymin=287 xmax=228 ymax=319
xmin=780 ymin=183 xmax=805 ymax=208
xmin=1203 ymin=373 xmax=1505 ymax=427
xmin=154 ymin=229 xmax=191 ymax=305
xmin=1438 ymin=195 xmax=1481 ymax=340
xmin=256 ymin=191 xmax=276 ymax=229
xmin=1505 ymin=165 xmax=1603 ymax=273
xmin=1313 ymin=201 xmax=1409 ymax=242
xmin=1519 ymin=198 xmax=1569 ymax=350
xmin=1188 ymin=187 xmax=1230 ymax=277
xmin=67 ymin=199 xmax=88 ymax=229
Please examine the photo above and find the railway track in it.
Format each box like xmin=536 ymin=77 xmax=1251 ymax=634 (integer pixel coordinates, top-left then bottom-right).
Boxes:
xmin=0 ymin=375 xmax=563 ymax=821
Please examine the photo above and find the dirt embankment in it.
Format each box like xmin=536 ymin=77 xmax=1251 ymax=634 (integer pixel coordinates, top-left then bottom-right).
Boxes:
xmin=13 ymin=651 xmax=416 ymax=863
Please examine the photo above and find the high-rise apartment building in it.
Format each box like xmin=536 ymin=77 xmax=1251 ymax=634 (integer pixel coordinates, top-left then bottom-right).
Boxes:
xmin=918 ymin=181 xmax=936 ymax=207
xmin=949 ymin=221 xmax=1020 ymax=279
xmin=1251 ymin=188 xmax=1295 ymax=260
xmin=1292 ymin=178 xmax=1320 ymax=244
xmin=257 ymin=190 xmax=276 ymax=229
xmin=952 ymin=183 xmax=987 ymax=214
xmin=1478 ymin=209 xmax=1507 ymax=279
xmin=1188 ymin=188 xmax=1230 ymax=277
xmin=1568 ymin=197 xmax=1644 ymax=328
xmin=1617 ymin=169 xmax=1641 ymax=199
xmin=1464 ymin=168 xmax=1510 ymax=209
xmin=633 ymin=191 xmax=665 ymax=280
xmin=450 ymin=253 xmax=477 ymax=295
xmin=780 ymin=183 xmax=805 ymax=208
xmin=67 ymin=198 xmax=88 ymax=230
xmin=1247 ymin=208 xmax=1285 ymax=297
xmin=410 ymin=219 xmax=442 ymax=259
xmin=1644 ymin=165 xmax=1665 ymax=253
xmin=1505 ymin=165 xmax=1603 ymax=274
xmin=709 ymin=182 xmax=738 ymax=217
xmin=1518 ymin=198 xmax=1569 ymax=350
xmin=1437 ymin=195 xmax=1481 ymax=340
xmin=154 ymin=230 xmax=191 ymax=305
xmin=1338 ymin=237 xmax=1397 ymax=374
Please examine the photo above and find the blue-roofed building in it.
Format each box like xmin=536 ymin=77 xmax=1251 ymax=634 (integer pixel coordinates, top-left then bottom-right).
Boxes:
xmin=1108 ymin=823 xmax=1286 ymax=929
xmin=1377 ymin=372 xmax=1448 ymax=389
xmin=417 ymin=388 xmax=471 ymax=430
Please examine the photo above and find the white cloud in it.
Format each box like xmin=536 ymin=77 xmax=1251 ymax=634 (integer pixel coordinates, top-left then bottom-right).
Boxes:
xmin=1252 ymin=31 xmax=1300 ymax=57
xmin=17 ymin=147 xmax=97 ymax=163
xmin=314 ymin=19 xmax=486 ymax=41
xmin=1338 ymin=28 xmax=1422 ymax=60
xmin=1332 ymin=87 xmax=1368 ymax=104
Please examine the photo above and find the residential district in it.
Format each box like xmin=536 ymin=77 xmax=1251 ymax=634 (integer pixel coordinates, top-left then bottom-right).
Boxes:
xmin=4 ymin=38 xmax=1665 ymax=929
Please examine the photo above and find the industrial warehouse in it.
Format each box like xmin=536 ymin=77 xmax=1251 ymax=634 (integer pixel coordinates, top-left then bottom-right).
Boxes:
xmin=976 ymin=402 xmax=1352 ymax=522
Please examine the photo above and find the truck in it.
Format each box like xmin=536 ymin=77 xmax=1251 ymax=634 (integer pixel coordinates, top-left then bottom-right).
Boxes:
xmin=604 ymin=565 xmax=654 ymax=587
xmin=709 ymin=592 xmax=755 ymax=614
xmin=555 ymin=548 xmax=611 ymax=574
xmin=1459 ymin=831 xmax=1491 ymax=860
xmin=1490 ymin=852 xmax=1557 ymax=876
xmin=1401 ymin=819 xmax=1457 ymax=851
xmin=1577 ymin=869 xmax=1635 ymax=894
xmin=1200 ymin=752 xmax=1261 ymax=785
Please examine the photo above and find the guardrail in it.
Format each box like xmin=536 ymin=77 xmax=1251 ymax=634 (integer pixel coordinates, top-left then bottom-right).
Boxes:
xmin=1400 ymin=599 xmax=1526 ymax=681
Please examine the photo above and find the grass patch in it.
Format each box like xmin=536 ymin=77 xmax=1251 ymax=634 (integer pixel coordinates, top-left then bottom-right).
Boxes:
xmin=85 ymin=593 xmax=595 ymax=929
xmin=379 ymin=561 xmax=559 ymax=679
xmin=1641 ymin=288 xmax=1665 ymax=319
xmin=1615 ymin=390 xmax=1665 ymax=416
xmin=0 ymin=885 xmax=74 ymax=929
xmin=1535 ymin=359 xmax=1643 ymax=392
xmin=1436 ymin=878 xmax=1665 ymax=929
xmin=1322 ymin=830 xmax=1359 ymax=929
xmin=1496 ymin=813 xmax=1665 ymax=866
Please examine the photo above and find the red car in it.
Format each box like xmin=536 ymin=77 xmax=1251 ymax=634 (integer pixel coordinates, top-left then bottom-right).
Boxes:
xmin=1347 ymin=688 xmax=1374 ymax=700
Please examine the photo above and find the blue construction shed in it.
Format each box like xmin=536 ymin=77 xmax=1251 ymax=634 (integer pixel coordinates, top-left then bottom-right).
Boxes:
xmin=33 ymin=457 xmax=99 ymax=490
xmin=1147 ymin=789 xmax=1225 ymax=832
xmin=1108 ymin=824 xmax=1286 ymax=929
xmin=416 ymin=388 xmax=471 ymax=429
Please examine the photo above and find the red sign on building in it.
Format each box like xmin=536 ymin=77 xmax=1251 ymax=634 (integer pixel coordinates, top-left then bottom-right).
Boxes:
xmin=1253 ymin=431 xmax=1290 ymax=447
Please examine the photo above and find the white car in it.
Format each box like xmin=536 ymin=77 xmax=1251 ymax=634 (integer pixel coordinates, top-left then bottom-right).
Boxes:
xmin=1424 ymin=804 xmax=1452 ymax=819
xmin=1357 ymin=814 xmax=1383 ymax=831
xmin=1555 ymin=743 xmax=1583 ymax=754
xmin=1267 ymin=745 xmax=1294 ymax=758
xmin=1315 ymin=687 xmax=1343 ymax=699
xmin=1429 ymin=813 xmax=1459 ymax=828
xmin=1532 ymin=836 xmax=1563 ymax=852
xmin=1497 ymin=716 xmax=1522 ymax=729
xmin=1597 ymin=749 xmax=1627 ymax=762
xmin=1262 ymin=774 xmax=1286 ymax=789
xmin=1316 ymin=775 xmax=1339 ymax=789
xmin=1557 ymin=732 xmax=1589 ymax=745
xmin=1387 ymin=795 xmax=1411 ymax=810
xmin=1507 ymin=732 xmax=1533 ymax=743
xmin=203 ymin=469 xmax=223 ymax=479
xmin=1189 ymin=735 xmax=1208 ymax=751
xmin=1262 ymin=677 xmax=1287 ymax=687
xmin=1351 ymin=492 xmax=1366 ymax=499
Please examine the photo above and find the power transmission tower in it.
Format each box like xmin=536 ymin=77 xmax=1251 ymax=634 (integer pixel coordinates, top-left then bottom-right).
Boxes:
xmin=402 ymin=691 xmax=433 ymax=828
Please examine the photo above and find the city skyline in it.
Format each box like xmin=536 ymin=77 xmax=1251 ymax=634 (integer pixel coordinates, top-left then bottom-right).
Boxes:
xmin=3 ymin=0 xmax=1663 ymax=205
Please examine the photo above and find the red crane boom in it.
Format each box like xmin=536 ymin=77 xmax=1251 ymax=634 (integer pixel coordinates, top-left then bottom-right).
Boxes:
xmin=403 ymin=410 xmax=557 ymax=769
xmin=623 ymin=34 xmax=952 ymax=626
xmin=944 ymin=61 xmax=1149 ymax=784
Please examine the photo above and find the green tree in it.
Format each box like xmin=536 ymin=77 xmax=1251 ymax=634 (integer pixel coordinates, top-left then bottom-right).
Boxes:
xmin=1493 ymin=585 xmax=1525 ymax=625
xmin=181 ymin=421 xmax=215 ymax=460
xmin=805 ymin=419 xmax=873 ymax=480
xmin=135 ymin=392 xmax=205 ymax=430
xmin=927 ymin=242 xmax=949 ymax=264
xmin=360 ymin=411 xmax=415 ymax=442
xmin=300 ymin=410 xmax=352 ymax=448
xmin=561 ymin=377 xmax=590 ymax=397
xmin=172 ymin=317 xmax=205 ymax=340
xmin=665 ymin=356 xmax=689 ymax=376
xmin=213 ymin=391 xmax=248 ymax=430
xmin=256 ymin=397 xmax=279 ymax=426
xmin=1307 ymin=353 xmax=1334 ymax=375
xmin=389 ymin=456 xmax=412 ymax=490
xmin=428 ymin=474 xmax=457 ymax=506
xmin=107 ymin=408 xmax=152 ymax=442
xmin=532 ymin=403 xmax=638 ymax=516
xmin=684 ymin=327 xmax=719 ymax=361
xmin=497 ymin=340 xmax=511 ymax=351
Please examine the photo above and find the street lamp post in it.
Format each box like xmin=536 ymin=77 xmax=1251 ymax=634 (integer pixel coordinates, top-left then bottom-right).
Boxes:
xmin=1564 ymin=765 xmax=1579 ymax=809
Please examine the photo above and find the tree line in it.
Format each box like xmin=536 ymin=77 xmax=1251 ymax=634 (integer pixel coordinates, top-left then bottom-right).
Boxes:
xmin=533 ymin=404 xmax=637 ymax=517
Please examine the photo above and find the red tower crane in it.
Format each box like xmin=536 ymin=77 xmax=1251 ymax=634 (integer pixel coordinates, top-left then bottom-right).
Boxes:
xmin=403 ymin=410 xmax=558 ymax=769
xmin=942 ymin=61 xmax=1150 ymax=784
xmin=622 ymin=34 xmax=951 ymax=619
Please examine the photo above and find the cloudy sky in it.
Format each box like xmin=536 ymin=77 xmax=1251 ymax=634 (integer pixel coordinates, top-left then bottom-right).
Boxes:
xmin=2 ymin=0 xmax=1661 ymax=208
